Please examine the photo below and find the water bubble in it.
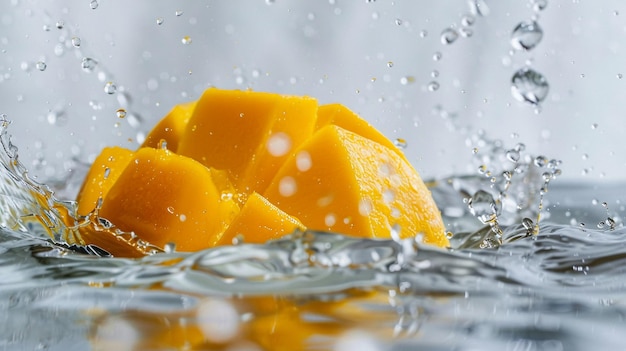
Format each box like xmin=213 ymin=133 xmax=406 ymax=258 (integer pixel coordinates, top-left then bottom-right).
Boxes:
xmin=156 ymin=17 xmax=164 ymax=25
xmin=511 ymin=21 xmax=543 ymax=51
xmin=468 ymin=0 xmax=490 ymax=16
xmin=399 ymin=76 xmax=414 ymax=85
xmin=431 ymin=70 xmax=439 ymax=78
xmin=104 ymin=82 xmax=117 ymax=95
xmin=295 ymin=151 xmax=312 ymax=172
xmin=81 ymin=57 xmax=97 ymax=72
xmin=116 ymin=109 xmax=126 ymax=119
xmin=266 ymin=132 xmax=292 ymax=157
xmin=175 ymin=10 xmax=184 ymax=17
xmin=459 ymin=27 xmax=473 ymax=38
xmin=395 ymin=18 xmax=402 ymax=26
xmin=419 ymin=30 xmax=428 ymax=38
xmin=278 ymin=176 xmax=297 ymax=197
xmin=534 ymin=155 xmax=548 ymax=167
xmin=71 ymin=37 xmax=81 ymax=47
xmin=617 ymin=73 xmax=623 ymax=79
xmin=35 ymin=61 xmax=46 ymax=71
xmin=427 ymin=81 xmax=440 ymax=91
xmin=511 ymin=67 xmax=549 ymax=105
xmin=181 ymin=36 xmax=192 ymax=45
xmin=440 ymin=28 xmax=459 ymax=45
xmin=89 ymin=0 xmax=98 ymax=9
xmin=387 ymin=61 xmax=394 ymax=68
xmin=506 ymin=149 xmax=520 ymax=163
xmin=433 ymin=52 xmax=442 ymax=61
xmin=461 ymin=14 xmax=476 ymax=26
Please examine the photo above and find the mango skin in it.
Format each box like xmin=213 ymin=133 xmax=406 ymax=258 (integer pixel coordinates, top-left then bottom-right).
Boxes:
xmin=177 ymin=88 xmax=318 ymax=197
xmin=264 ymin=125 xmax=448 ymax=247
xmin=98 ymin=147 xmax=239 ymax=252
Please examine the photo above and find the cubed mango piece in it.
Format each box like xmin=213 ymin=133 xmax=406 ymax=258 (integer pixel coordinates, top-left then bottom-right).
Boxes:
xmin=216 ymin=192 xmax=304 ymax=246
xmin=177 ymin=88 xmax=318 ymax=196
xmin=263 ymin=125 xmax=448 ymax=246
xmin=316 ymin=103 xmax=405 ymax=159
xmin=141 ymin=101 xmax=196 ymax=152
xmin=98 ymin=147 xmax=240 ymax=252
xmin=76 ymin=146 xmax=135 ymax=216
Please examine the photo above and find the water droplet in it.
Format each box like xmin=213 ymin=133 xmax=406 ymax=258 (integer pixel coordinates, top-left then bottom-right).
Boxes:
xmin=427 ymin=81 xmax=440 ymax=91
xmin=506 ymin=149 xmax=520 ymax=163
xmin=395 ymin=18 xmax=402 ymax=26
xmin=468 ymin=0 xmax=490 ymax=16
xmin=617 ymin=73 xmax=623 ymax=79
xmin=530 ymin=0 xmax=548 ymax=12
xmin=399 ymin=76 xmax=414 ymax=85
xmin=35 ymin=61 xmax=46 ymax=71
xmin=511 ymin=67 xmax=549 ymax=105
xmin=181 ymin=36 xmax=192 ymax=45
xmin=71 ymin=37 xmax=81 ymax=47
xmin=55 ymin=20 xmax=64 ymax=29
xmin=278 ymin=176 xmax=297 ymax=197
xmin=511 ymin=21 xmax=543 ymax=51
xmin=156 ymin=17 xmax=164 ymax=25
xmin=440 ymin=28 xmax=459 ymax=45
xmin=461 ymin=14 xmax=476 ymax=26
xmin=467 ymin=190 xmax=498 ymax=224
xmin=104 ymin=82 xmax=117 ymax=95
xmin=387 ymin=61 xmax=394 ymax=68
xmin=116 ymin=108 xmax=126 ymax=119
xmin=89 ymin=0 xmax=98 ymax=10
xmin=431 ymin=70 xmax=439 ymax=78
xmin=81 ymin=57 xmax=97 ymax=72
xmin=459 ymin=27 xmax=473 ymax=37
xmin=267 ymin=132 xmax=292 ymax=157
xmin=265 ymin=0 xmax=276 ymax=4
xmin=394 ymin=138 xmax=408 ymax=149
xmin=433 ymin=52 xmax=442 ymax=61
xmin=534 ymin=155 xmax=548 ymax=167
xmin=175 ymin=10 xmax=184 ymax=17
xmin=295 ymin=151 xmax=312 ymax=172
xmin=419 ymin=30 xmax=428 ymax=38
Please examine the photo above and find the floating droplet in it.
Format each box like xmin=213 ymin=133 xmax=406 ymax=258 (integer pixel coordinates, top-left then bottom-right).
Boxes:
xmin=506 ymin=149 xmax=520 ymax=163
xmin=459 ymin=27 xmax=473 ymax=38
xmin=181 ymin=36 xmax=192 ymax=45
xmin=104 ymin=82 xmax=117 ymax=95
xmin=461 ymin=14 xmax=475 ymax=26
xmin=399 ymin=76 xmax=414 ymax=85
xmin=81 ymin=57 xmax=97 ymax=72
xmin=468 ymin=190 xmax=498 ymax=224
xmin=55 ymin=20 xmax=64 ymax=29
xmin=156 ymin=17 xmax=164 ymax=25
xmin=394 ymin=138 xmax=408 ymax=149
xmin=440 ymin=28 xmax=459 ymax=45
xmin=116 ymin=108 xmax=127 ymax=119
xmin=468 ymin=0 xmax=490 ymax=16
xmin=433 ymin=52 xmax=442 ymax=61
xmin=530 ymin=0 xmax=548 ymax=12
xmin=427 ymin=81 xmax=440 ymax=91
xmin=175 ymin=10 xmax=184 ymax=17
xmin=387 ymin=61 xmax=394 ymax=68
xmin=35 ymin=61 xmax=47 ymax=71
xmin=89 ymin=0 xmax=98 ymax=9
xmin=511 ymin=67 xmax=549 ymax=105
xmin=71 ymin=37 xmax=81 ymax=47
xmin=267 ymin=132 xmax=292 ymax=157
xmin=511 ymin=21 xmax=543 ymax=51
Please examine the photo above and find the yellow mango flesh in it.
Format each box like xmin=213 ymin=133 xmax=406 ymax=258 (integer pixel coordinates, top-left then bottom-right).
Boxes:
xmin=215 ymin=192 xmax=304 ymax=246
xmin=76 ymin=146 xmax=135 ymax=217
xmin=177 ymin=88 xmax=318 ymax=196
xmin=264 ymin=125 xmax=447 ymax=246
xmin=141 ymin=101 xmax=196 ymax=152
xmin=98 ymin=147 xmax=239 ymax=252
xmin=316 ymin=103 xmax=405 ymax=159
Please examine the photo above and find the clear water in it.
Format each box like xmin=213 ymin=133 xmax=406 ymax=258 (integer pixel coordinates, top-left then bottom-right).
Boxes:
xmin=3 ymin=1 xmax=626 ymax=350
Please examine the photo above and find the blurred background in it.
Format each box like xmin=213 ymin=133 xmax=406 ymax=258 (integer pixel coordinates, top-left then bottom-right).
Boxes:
xmin=0 ymin=0 xmax=624 ymax=187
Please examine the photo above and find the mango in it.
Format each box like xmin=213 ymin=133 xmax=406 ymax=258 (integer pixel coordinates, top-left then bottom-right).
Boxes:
xmin=263 ymin=125 xmax=447 ymax=246
xmin=177 ymin=88 xmax=318 ymax=196
xmin=215 ymin=192 xmax=304 ymax=246
xmin=98 ymin=147 xmax=239 ymax=252
xmin=76 ymin=146 xmax=135 ymax=216
xmin=141 ymin=101 xmax=196 ymax=152
xmin=316 ymin=103 xmax=404 ymax=159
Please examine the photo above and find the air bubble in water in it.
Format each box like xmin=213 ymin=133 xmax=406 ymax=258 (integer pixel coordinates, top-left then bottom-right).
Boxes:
xmin=440 ymin=28 xmax=459 ymax=45
xmin=71 ymin=37 xmax=81 ymax=47
xmin=81 ymin=57 xmax=97 ymax=72
xmin=175 ymin=10 xmax=184 ymax=17
xmin=89 ymin=0 xmax=98 ymax=9
xmin=433 ymin=52 xmax=442 ymax=61
xmin=36 ymin=61 xmax=46 ymax=71
xmin=104 ymin=82 xmax=117 ymax=94
xmin=156 ymin=17 xmax=164 ymax=25
xmin=511 ymin=67 xmax=549 ymax=105
xmin=459 ymin=27 xmax=473 ymax=38
xmin=394 ymin=138 xmax=408 ymax=149
xmin=181 ymin=36 xmax=192 ymax=45
xmin=511 ymin=21 xmax=543 ymax=51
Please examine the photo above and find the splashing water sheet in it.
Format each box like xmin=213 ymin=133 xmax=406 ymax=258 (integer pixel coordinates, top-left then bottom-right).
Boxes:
xmin=1 ymin=1 xmax=626 ymax=350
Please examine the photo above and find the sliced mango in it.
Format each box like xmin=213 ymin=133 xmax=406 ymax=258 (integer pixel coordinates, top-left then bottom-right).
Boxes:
xmin=76 ymin=146 xmax=135 ymax=216
xmin=141 ymin=101 xmax=196 ymax=152
xmin=215 ymin=192 xmax=304 ymax=246
xmin=98 ymin=147 xmax=239 ymax=252
xmin=316 ymin=103 xmax=405 ymax=159
xmin=263 ymin=125 xmax=447 ymax=246
xmin=177 ymin=88 xmax=318 ymax=196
